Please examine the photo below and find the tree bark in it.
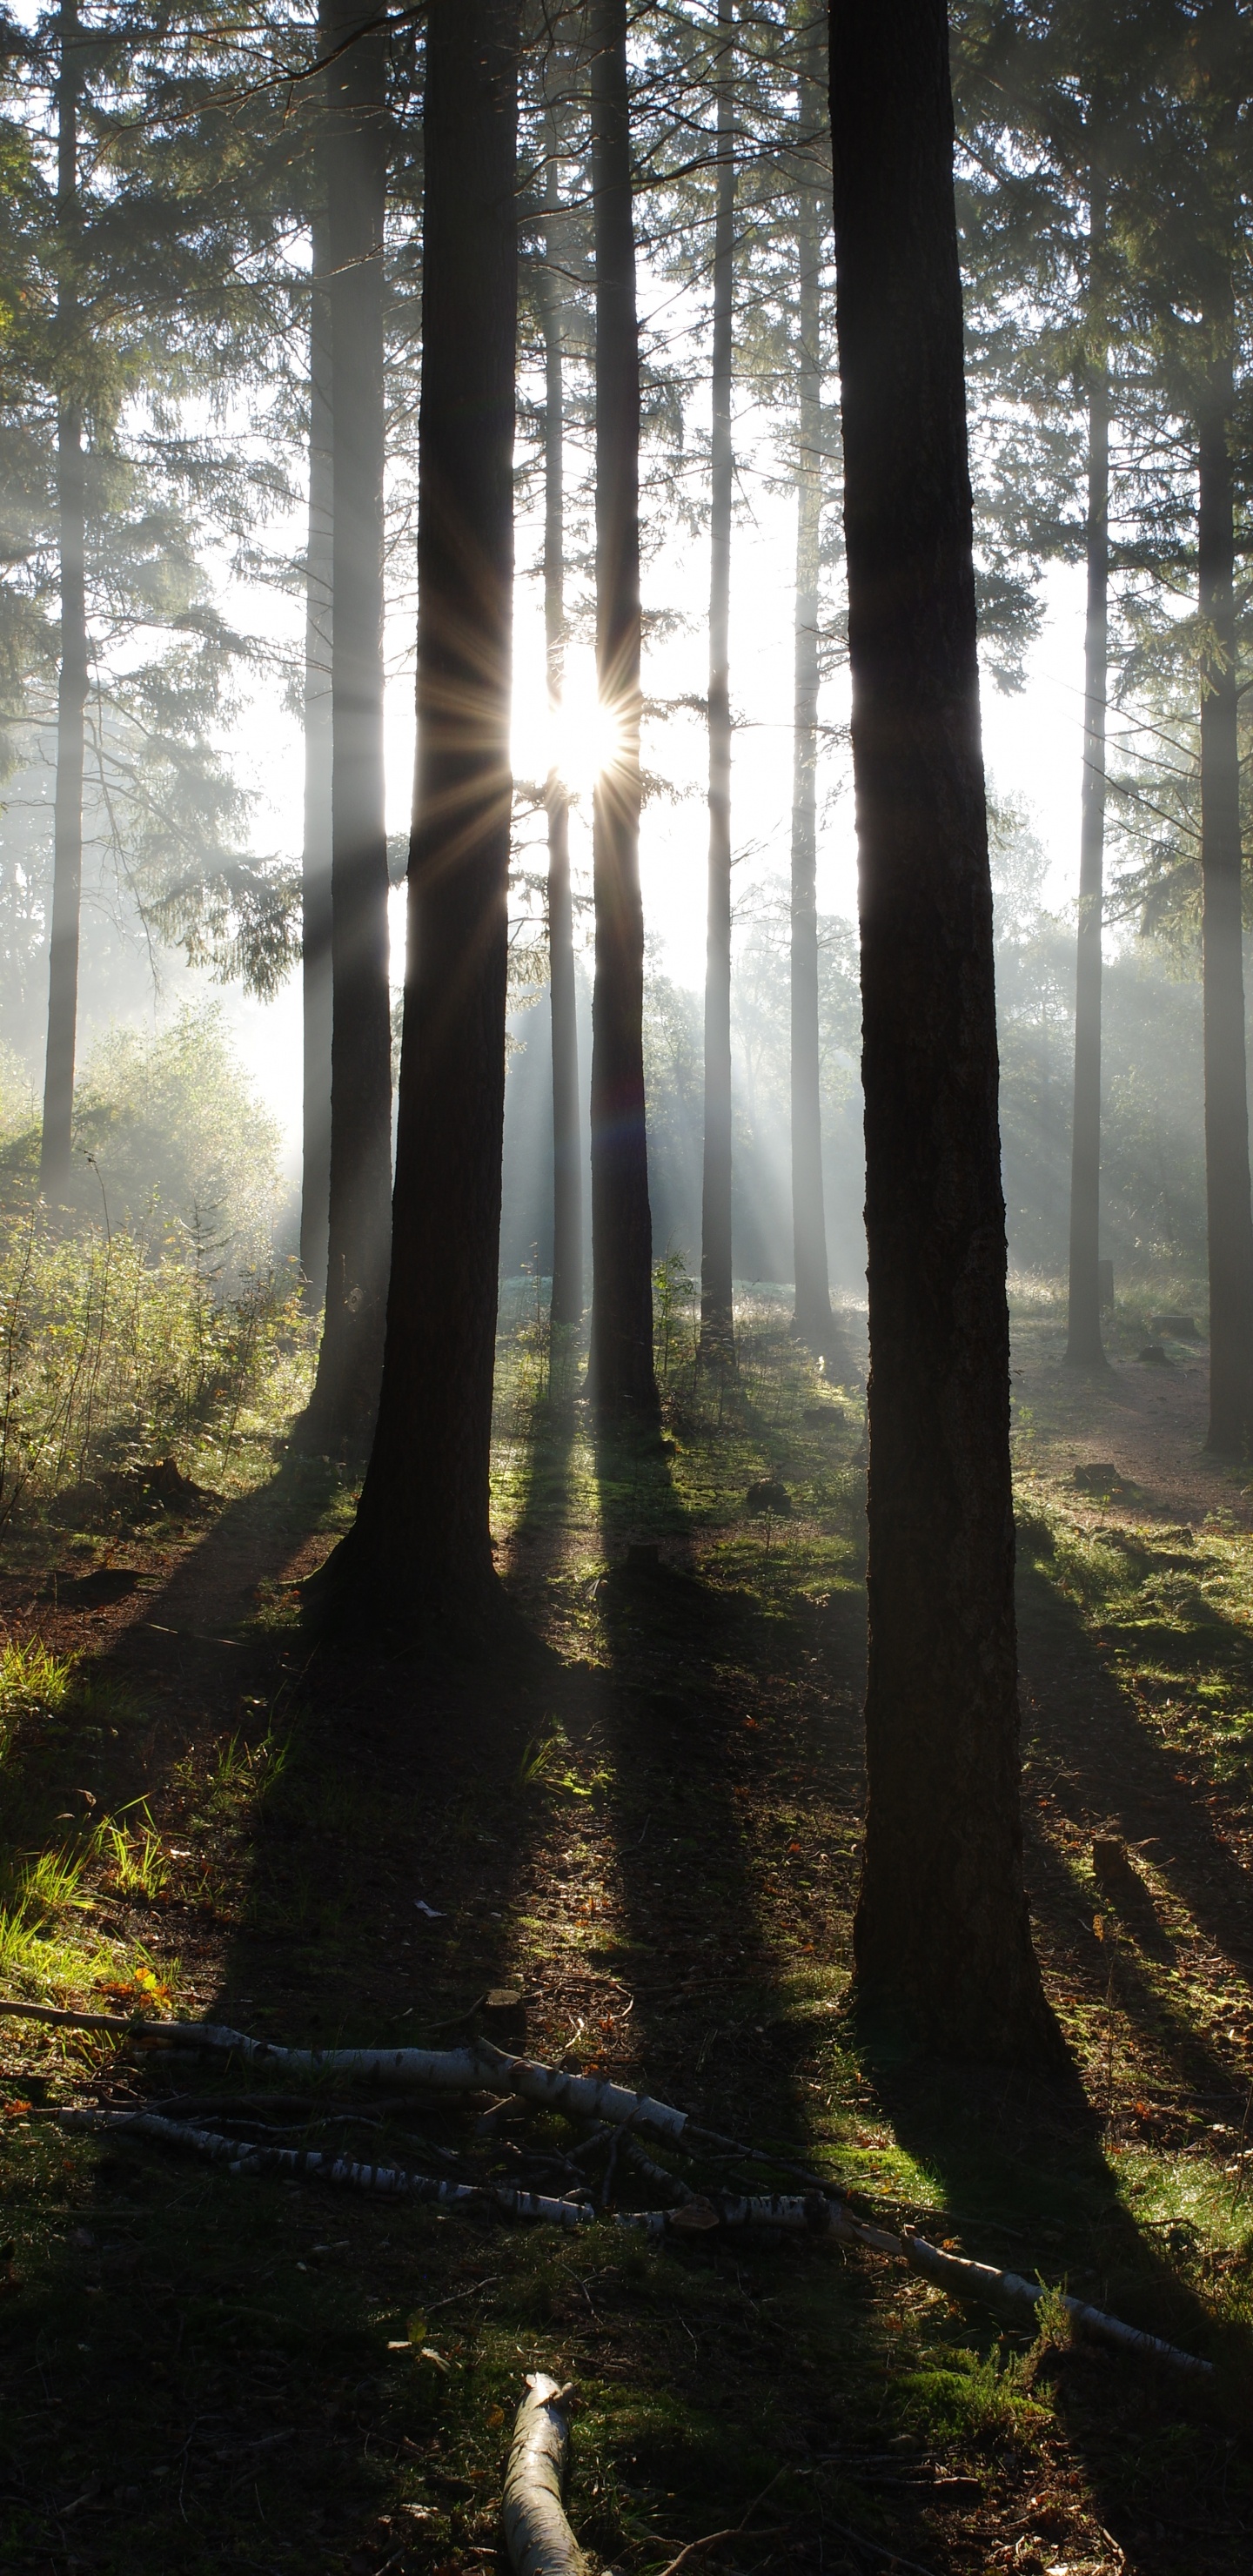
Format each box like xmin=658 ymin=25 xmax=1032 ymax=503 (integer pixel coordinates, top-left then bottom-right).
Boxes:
xmin=587 ymin=0 xmax=658 ymax=1421
xmin=39 ymin=0 xmax=88 ymax=1211
xmin=830 ymin=0 xmax=1056 ymax=2057
xmin=1197 ymin=305 xmax=1253 ymax=1453
xmin=790 ymin=10 xmax=837 ymax=1358
xmin=1064 ymin=290 xmax=1108 ymax=1370
xmin=299 ymin=214 xmax=334 ymax=1305
xmin=303 ymin=0 xmax=393 ymax=1454
xmin=699 ymin=0 xmax=735 ymax=1365
xmin=310 ymin=0 xmax=519 ymax=1632
xmin=541 ymin=81 xmax=582 ymax=1334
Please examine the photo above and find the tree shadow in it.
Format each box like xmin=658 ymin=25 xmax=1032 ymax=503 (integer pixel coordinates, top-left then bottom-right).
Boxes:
xmin=1016 ymin=1550 xmax=1253 ymax=2028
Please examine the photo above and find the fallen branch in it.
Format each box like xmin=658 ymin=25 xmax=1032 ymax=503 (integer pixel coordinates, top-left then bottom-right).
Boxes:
xmin=58 ymin=2110 xmax=593 ymax=2227
xmin=618 ymin=2131 xmax=698 ymax=2204
xmin=0 ymin=2002 xmax=686 ymax=2142
xmin=653 ymin=2467 xmax=791 ymax=2576
xmin=899 ymin=2228 xmax=1213 ymax=2375
xmin=502 ymin=2373 xmax=586 ymax=2576
xmin=620 ymin=2190 xmax=835 ymax=2238
xmin=31 ymin=2002 xmax=1215 ymax=2376
xmin=0 ymin=1998 xmax=140 ymax=2036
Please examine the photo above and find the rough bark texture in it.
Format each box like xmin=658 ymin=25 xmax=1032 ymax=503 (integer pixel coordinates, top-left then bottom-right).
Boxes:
xmin=313 ymin=0 xmax=519 ymax=1631
xmin=1064 ymin=330 xmax=1108 ymax=1369
xmin=304 ymin=0 xmax=393 ymax=1454
xmin=1197 ymin=317 xmax=1253 ymax=1454
xmin=541 ymin=91 xmax=582 ymax=1332
xmin=699 ymin=0 xmax=735 ymax=1364
xmin=299 ymin=214 xmax=334 ymax=1304
xmin=587 ymin=0 xmax=658 ymax=1421
xmin=39 ymin=0 xmax=87 ymax=1210
xmin=789 ymin=11 xmax=838 ymax=1358
xmin=831 ymin=0 xmax=1055 ymax=2057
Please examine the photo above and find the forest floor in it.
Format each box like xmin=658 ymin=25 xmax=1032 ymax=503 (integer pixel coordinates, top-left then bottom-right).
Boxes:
xmin=0 ymin=1292 xmax=1252 ymax=2576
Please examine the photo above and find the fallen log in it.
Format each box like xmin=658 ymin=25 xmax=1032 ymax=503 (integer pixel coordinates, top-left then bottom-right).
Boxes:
xmin=58 ymin=2110 xmax=593 ymax=2227
xmin=898 ymin=2227 xmax=1213 ymax=2374
xmin=620 ymin=2190 xmax=834 ymax=2238
xmin=502 ymin=2374 xmax=586 ymax=2576
xmin=0 ymin=2001 xmax=686 ymax=2142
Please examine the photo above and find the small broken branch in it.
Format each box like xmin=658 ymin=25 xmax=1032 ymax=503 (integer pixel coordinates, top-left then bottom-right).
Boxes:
xmin=502 ymin=2373 xmax=586 ymax=2576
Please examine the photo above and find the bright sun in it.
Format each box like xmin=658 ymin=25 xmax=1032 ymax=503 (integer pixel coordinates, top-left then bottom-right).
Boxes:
xmin=549 ymin=681 xmax=629 ymax=797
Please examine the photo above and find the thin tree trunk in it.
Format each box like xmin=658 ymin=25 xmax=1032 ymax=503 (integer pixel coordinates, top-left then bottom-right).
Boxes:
xmin=40 ymin=0 xmax=87 ymax=1210
xmin=300 ymin=215 xmax=334 ymax=1304
xmin=830 ymin=0 xmax=1056 ymax=2059
xmin=309 ymin=0 xmax=519 ymax=1632
xmin=304 ymin=0 xmax=393 ymax=1454
xmin=1064 ymin=292 xmax=1108 ymax=1370
xmin=699 ymin=0 xmax=735 ymax=1364
xmin=587 ymin=0 xmax=658 ymax=1422
xmin=1197 ymin=304 xmax=1253 ymax=1453
xmin=790 ymin=11 xmax=837 ymax=1358
xmin=541 ymin=85 xmax=582 ymax=1333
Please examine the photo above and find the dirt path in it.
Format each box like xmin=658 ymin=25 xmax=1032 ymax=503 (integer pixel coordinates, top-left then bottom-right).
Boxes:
xmin=1012 ymin=1324 xmax=1253 ymax=1526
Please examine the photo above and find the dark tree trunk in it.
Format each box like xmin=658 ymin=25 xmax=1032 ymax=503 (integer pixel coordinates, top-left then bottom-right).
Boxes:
xmin=300 ymin=214 xmax=334 ymax=1304
xmin=541 ymin=86 xmax=582 ymax=1333
xmin=587 ymin=0 xmax=658 ymax=1421
xmin=40 ymin=0 xmax=87 ymax=1210
xmin=790 ymin=11 xmax=837 ymax=1358
xmin=830 ymin=0 xmax=1055 ymax=2058
xmin=699 ymin=0 xmax=735 ymax=1364
xmin=303 ymin=0 xmax=393 ymax=1453
xmin=1064 ymin=324 xmax=1108 ymax=1369
xmin=310 ymin=0 xmax=519 ymax=1632
xmin=1197 ymin=312 xmax=1253 ymax=1453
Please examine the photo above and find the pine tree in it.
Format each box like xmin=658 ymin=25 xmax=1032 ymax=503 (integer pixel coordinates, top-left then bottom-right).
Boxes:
xmin=831 ymin=0 xmax=1057 ymax=2057
xmin=698 ymin=0 xmax=735 ymax=1365
xmin=539 ymin=34 xmax=582 ymax=1339
xmin=307 ymin=0 xmax=519 ymax=1634
xmin=302 ymin=0 xmax=394 ymax=1456
xmin=789 ymin=1 xmax=839 ymax=1359
xmin=300 ymin=210 xmax=333 ymax=1305
xmin=38 ymin=0 xmax=87 ymax=1206
xmin=587 ymin=0 xmax=658 ymax=1422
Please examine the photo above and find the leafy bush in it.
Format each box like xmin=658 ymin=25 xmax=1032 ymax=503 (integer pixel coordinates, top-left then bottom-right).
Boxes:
xmin=0 ymin=1007 xmax=312 ymax=1519
xmin=0 ymin=1210 xmax=313 ymax=1521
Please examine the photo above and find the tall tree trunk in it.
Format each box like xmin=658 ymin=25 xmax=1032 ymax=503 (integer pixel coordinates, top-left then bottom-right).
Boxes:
xmin=587 ymin=0 xmax=658 ymax=1421
xmin=790 ymin=11 xmax=837 ymax=1358
xmin=830 ymin=0 xmax=1056 ymax=2058
xmin=541 ymin=85 xmax=582 ymax=1333
xmin=1197 ymin=302 xmax=1253 ymax=1453
xmin=304 ymin=0 xmax=393 ymax=1453
xmin=699 ymin=0 xmax=735 ymax=1365
xmin=300 ymin=215 xmax=334 ymax=1304
xmin=309 ymin=0 xmax=519 ymax=1632
xmin=1064 ymin=286 xmax=1109 ymax=1369
xmin=39 ymin=0 xmax=87 ymax=1210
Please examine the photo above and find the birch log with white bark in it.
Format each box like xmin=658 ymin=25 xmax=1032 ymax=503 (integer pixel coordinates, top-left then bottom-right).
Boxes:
xmin=58 ymin=2110 xmax=592 ymax=2225
xmin=502 ymin=2374 xmax=586 ymax=2576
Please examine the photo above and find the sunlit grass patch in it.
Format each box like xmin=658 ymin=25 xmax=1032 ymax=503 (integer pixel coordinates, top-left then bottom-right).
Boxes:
xmin=0 ymin=1637 xmax=76 ymax=1733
